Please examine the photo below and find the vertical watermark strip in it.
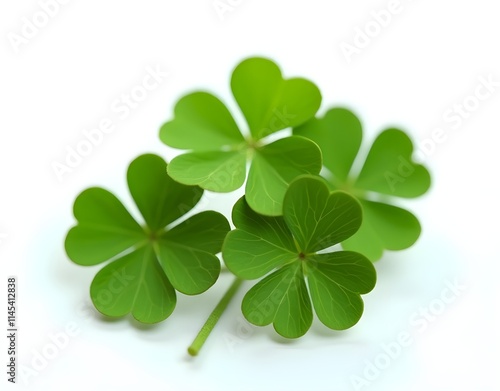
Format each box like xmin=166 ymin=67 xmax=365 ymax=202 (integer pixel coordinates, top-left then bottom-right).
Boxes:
xmin=6 ymin=276 xmax=17 ymax=384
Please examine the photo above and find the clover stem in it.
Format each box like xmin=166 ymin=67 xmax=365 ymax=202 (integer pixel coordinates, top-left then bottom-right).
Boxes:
xmin=187 ymin=277 xmax=243 ymax=356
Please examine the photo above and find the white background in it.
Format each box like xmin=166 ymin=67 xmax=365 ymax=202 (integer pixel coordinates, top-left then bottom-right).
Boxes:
xmin=1 ymin=0 xmax=500 ymax=390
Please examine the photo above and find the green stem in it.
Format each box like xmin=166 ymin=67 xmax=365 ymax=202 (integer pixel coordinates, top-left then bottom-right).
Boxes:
xmin=187 ymin=277 xmax=243 ymax=356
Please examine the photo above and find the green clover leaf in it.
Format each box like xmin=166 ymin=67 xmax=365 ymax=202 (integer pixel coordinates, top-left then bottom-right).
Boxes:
xmin=160 ymin=57 xmax=322 ymax=216
xmin=222 ymin=176 xmax=376 ymax=338
xmin=294 ymin=108 xmax=431 ymax=261
xmin=65 ymin=154 xmax=230 ymax=323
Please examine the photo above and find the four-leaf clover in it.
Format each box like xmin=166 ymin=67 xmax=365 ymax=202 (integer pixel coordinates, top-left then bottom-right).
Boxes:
xmin=159 ymin=57 xmax=323 ymax=216
xmin=64 ymin=58 xmax=431 ymax=353
xmin=65 ymin=154 xmax=230 ymax=323
xmin=223 ymin=176 xmax=376 ymax=338
xmin=294 ymin=108 xmax=431 ymax=261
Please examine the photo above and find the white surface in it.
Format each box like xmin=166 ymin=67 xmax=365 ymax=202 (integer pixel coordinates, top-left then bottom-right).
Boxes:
xmin=1 ymin=1 xmax=499 ymax=390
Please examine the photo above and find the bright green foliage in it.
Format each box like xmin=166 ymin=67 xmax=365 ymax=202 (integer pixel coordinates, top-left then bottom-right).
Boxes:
xmin=65 ymin=154 xmax=230 ymax=323
xmin=294 ymin=108 xmax=431 ymax=261
xmin=223 ymin=176 xmax=376 ymax=338
xmin=160 ymin=57 xmax=322 ymax=216
xmin=64 ymin=57 xmax=431 ymax=355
